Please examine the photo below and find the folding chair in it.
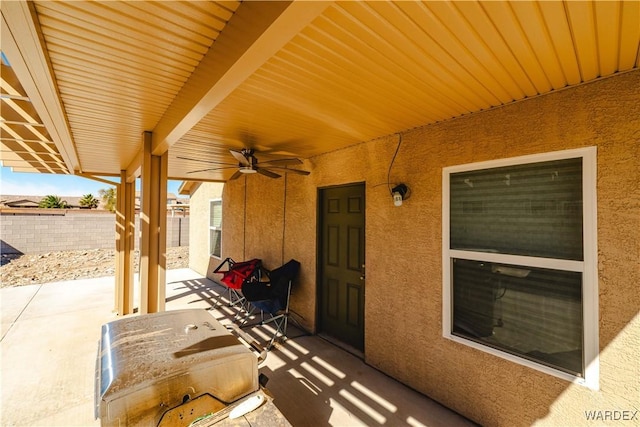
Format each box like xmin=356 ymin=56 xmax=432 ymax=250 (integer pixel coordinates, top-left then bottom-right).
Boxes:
xmin=241 ymin=259 xmax=300 ymax=350
xmin=212 ymin=258 xmax=262 ymax=311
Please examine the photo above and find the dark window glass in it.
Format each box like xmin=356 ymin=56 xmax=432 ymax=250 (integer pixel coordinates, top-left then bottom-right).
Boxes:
xmin=450 ymin=158 xmax=583 ymax=260
xmin=452 ymin=258 xmax=583 ymax=376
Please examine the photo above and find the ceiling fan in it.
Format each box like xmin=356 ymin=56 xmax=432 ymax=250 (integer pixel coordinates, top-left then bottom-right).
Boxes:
xmin=179 ymin=148 xmax=310 ymax=180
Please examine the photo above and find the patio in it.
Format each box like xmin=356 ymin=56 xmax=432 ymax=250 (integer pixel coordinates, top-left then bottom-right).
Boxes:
xmin=0 ymin=268 xmax=475 ymax=426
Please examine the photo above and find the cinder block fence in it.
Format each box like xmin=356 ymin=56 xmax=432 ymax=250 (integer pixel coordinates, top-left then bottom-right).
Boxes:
xmin=0 ymin=210 xmax=189 ymax=254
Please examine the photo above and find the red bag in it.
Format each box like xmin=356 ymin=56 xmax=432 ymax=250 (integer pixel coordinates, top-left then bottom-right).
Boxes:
xmin=219 ymin=259 xmax=261 ymax=289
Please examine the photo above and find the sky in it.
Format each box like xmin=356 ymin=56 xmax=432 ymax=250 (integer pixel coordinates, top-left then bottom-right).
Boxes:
xmin=0 ymin=167 xmax=184 ymax=197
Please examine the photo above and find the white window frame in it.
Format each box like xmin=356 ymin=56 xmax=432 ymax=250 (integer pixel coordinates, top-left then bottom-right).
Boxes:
xmin=442 ymin=147 xmax=599 ymax=390
xmin=209 ymin=198 xmax=222 ymax=259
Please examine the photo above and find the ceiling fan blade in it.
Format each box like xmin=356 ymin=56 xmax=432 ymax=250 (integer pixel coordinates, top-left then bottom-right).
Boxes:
xmin=286 ymin=168 xmax=311 ymax=176
xmin=186 ymin=166 xmax=238 ymax=174
xmin=229 ymin=149 xmax=250 ymax=166
xmin=228 ymin=170 xmax=244 ymax=180
xmin=265 ymin=166 xmax=310 ymax=176
xmin=177 ymin=156 xmax=235 ymax=166
xmin=256 ymin=167 xmax=281 ymax=179
xmin=258 ymin=158 xmax=302 ymax=166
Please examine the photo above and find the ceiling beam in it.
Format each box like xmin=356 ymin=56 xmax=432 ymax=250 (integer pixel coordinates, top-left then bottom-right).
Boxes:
xmin=125 ymin=141 xmax=144 ymax=183
xmin=1 ymin=1 xmax=80 ymax=173
xmin=77 ymin=173 xmax=119 ymax=187
xmin=150 ymin=0 xmax=332 ymax=156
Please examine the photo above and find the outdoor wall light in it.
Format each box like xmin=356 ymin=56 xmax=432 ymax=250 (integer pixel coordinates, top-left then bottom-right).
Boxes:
xmin=391 ymin=183 xmax=409 ymax=207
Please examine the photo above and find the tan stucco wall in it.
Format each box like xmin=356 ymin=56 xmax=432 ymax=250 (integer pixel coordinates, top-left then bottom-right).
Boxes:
xmin=204 ymin=69 xmax=640 ymax=426
xmin=187 ymin=182 xmax=224 ymax=278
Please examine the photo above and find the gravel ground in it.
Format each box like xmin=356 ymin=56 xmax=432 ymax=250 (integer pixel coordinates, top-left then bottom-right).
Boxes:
xmin=0 ymin=246 xmax=189 ymax=288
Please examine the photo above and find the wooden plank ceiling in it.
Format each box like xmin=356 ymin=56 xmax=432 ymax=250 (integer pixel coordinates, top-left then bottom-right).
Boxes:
xmin=1 ymin=59 xmax=69 ymax=174
xmin=2 ymin=1 xmax=639 ymax=182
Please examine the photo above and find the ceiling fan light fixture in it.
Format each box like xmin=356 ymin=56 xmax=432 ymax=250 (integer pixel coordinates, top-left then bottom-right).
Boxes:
xmin=239 ymin=166 xmax=257 ymax=174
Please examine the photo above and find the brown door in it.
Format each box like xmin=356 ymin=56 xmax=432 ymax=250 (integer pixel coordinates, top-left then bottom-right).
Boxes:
xmin=318 ymin=183 xmax=365 ymax=351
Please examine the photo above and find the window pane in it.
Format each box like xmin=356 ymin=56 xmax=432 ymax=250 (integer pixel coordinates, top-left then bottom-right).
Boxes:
xmin=450 ymin=158 xmax=583 ymax=260
xmin=452 ymin=258 xmax=583 ymax=376
xmin=210 ymin=229 xmax=221 ymax=257
xmin=210 ymin=201 xmax=222 ymax=228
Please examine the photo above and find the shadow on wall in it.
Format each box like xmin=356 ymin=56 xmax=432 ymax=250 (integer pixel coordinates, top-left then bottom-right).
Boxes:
xmin=0 ymin=240 xmax=23 ymax=258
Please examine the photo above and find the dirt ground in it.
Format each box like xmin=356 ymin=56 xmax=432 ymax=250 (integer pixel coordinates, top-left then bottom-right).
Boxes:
xmin=0 ymin=246 xmax=189 ymax=287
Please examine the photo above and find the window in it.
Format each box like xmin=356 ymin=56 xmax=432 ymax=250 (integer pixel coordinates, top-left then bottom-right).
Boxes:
xmin=442 ymin=147 xmax=598 ymax=389
xmin=209 ymin=199 xmax=222 ymax=258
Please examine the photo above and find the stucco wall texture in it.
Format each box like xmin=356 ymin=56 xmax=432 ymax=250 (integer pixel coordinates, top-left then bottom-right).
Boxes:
xmin=216 ymin=70 xmax=640 ymax=426
xmin=187 ymin=182 xmax=223 ymax=278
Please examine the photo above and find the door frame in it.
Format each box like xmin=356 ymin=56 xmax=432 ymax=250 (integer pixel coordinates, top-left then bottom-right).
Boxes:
xmin=315 ymin=182 xmax=366 ymax=353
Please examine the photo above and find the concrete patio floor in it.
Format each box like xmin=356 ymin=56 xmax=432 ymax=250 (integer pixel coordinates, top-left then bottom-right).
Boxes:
xmin=1 ymin=269 xmax=476 ymax=426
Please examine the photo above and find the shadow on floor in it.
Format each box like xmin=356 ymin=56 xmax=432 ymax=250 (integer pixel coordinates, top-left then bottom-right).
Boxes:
xmin=166 ymin=276 xmax=477 ymax=427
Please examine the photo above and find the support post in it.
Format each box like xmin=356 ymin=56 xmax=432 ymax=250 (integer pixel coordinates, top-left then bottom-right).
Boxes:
xmin=115 ymin=171 xmax=136 ymax=315
xmin=139 ymin=131 xmax=168 ymax=313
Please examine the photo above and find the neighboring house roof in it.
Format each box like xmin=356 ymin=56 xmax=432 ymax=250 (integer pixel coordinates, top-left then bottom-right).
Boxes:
xmin=1 ymin=198 xmax=40 ymax=208
xmin=0 ymin=194 xmax=187 ymax=210
xmin=178 ymin=181 xmax=199 ymax=195
xmin=135 ymin=191 xmax=179 ymax=201
xmin=133 ymin=191 xmax=189 ymax=205
xmin=0 ymin=195 xmax=99 ymax=209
